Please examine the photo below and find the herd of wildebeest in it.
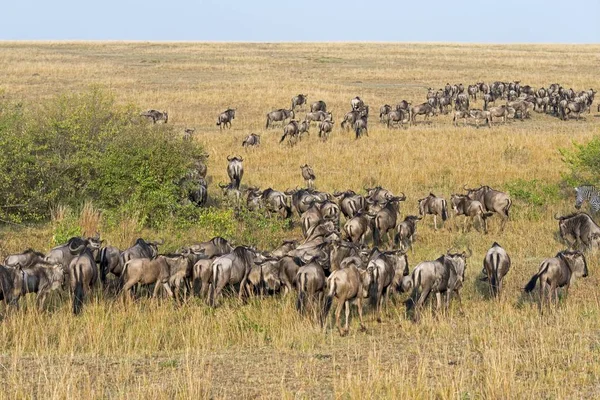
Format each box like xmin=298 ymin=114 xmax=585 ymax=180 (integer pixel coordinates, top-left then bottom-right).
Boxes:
xmin=0 ymin=81 xmax=598 ymax=335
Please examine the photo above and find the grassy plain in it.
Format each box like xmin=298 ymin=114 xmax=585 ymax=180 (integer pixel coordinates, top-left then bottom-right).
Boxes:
xmin=1 ymin=42 xmax=600 ymax=399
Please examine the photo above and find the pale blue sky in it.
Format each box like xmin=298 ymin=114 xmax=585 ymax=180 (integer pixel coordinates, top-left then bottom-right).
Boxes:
xmin=2 ymin=0 xmax=599 ymax=42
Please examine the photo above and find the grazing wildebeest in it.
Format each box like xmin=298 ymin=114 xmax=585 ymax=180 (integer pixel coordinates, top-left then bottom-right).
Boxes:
xmin=4 ymin=249 xmax=46 ymax=268
xmin=524 ymin=250 xmax=588 ymax=311
xmin=183 ymin=128 xmax=195 ymax=141
xmin=386 ymin=109 xmax=409 ymax=128
xmin=261 ymin=188 xmax=292 ymax=219
xmin=488 ymin=105 xmax=513 ymax=124
xmin=410 ymin=103 xmax=437 ymax=124
xmin=16 ymin=261 xmax=65 ymax=309
xmin=310 ymin=100 xmax=327 ymax=112
xmin=452 ymin=110 xmax=470 ymax=126
xmin=305 ymin=111 xmax=331 ymax=124
xmin=468 ymin=109 xmax=492 ymax=128
xmin=483 ymin=242 xmax=511 ymax=298
xmin=280 ymin=120 xmax=300 ymax=146
xmin=334 ymin=190 xmax=366 ymax=219
xmin=246 ymin=187 xmax=263 ymax=212
xmin=464 ymin=185 xmax=512 ymax=231
xmin=209 ymin=246 xmax=262 ymax=306
xmin=379 ymin=104 xmax=392 ymax=122
xmin=318 ymin=120 xmax=334 ymax=141
xmin=242 ymin=133 xmax=261 ymax=148
xmin=450 ymin=194 xmax=493 ymax=233
xmin=354 ymin=116 xmax=368 ymax=139
xmin=371 ymin=195 xmax=406 ymax=247
xmin=323 ymin=264 xmax=371 ymax=335
xmin=227 ymin=155 xmax=244 ymax=189
xmin=141 ymin=109 xmax=168 ymax=124
xmin=270 ymin=240 xmax=298 ymax=259
xmin=301 ymin=164 xmax=316 ymax=189
xmin=341 ymin=110 xmax=361 ymax=131
xmin=216 ymin=108 xmax=236 ymax=129
xmin=351 ymin=96 xmax=364 ymax=111
xmin=68 ymin=239 xmax=99 ymax=314
xmin=417 ymin=193 xmax=448 ymax=231
xmin=367 ymin=249 xmax=408 ymax=322
xmin=266 ymin=109 xmax=295 ymax=128
xmin=394 ymin=215 xmax=421 ymax=252
xmin=0 ymin=264 xmax=24 ymax=309
xmin=554 ymin=212 xmax=600 ymax=250
xmin=189 ymin=237 xmax=233 ymax=258
xmin=291 ymin=94 xmax=308 ymax=111
xmin=409 ymin=249 xmax=470 ymax=321
xmin=219 ymin=182 xmax=242 ymax=202
xmin=295 ymin=258 xmax=327 ymax=319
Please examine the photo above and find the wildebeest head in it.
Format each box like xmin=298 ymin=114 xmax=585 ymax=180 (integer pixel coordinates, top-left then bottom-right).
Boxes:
xmin=227 ymin=155 xmax=243 ymax=162
xmin=558 ymin=250 xmax=588 ymax=278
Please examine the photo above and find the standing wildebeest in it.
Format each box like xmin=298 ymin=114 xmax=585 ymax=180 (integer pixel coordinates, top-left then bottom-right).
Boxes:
xmin=438 ymin=95 xmax=453 ymax=114
xmin=301 ymin=164 xmax=316 ymax=189
xmin=4 ymin=249 xmax=46 ymax=268
xmin=298 ymin=120 xmax=310 ymax=137
xmin=305 ymin=111 xmax=331 ymax=124
xmin=367 ymin=249 xmax=408 ymax=322
xmin=386 ymin=109 xmax=409 ymax=128
xmin=554 ymin=212 xmax=600 ymax=250
xmin=311 ymin=100 xmax=327 ymax=112
xmin=342 ymin=211 xmax=373 ymax=244
xmin=410 ymin=103 xmax=437 ymax=124
xmin=467 ymin=85 xmax=478 ymax=101
xmin=394 ymin=215 xmax=421 ymax=253
xmin=318 ymin=120 xmax=334 ymax=141
xmin=508 ymin=100 xmax=534 ymax=120
xmin=209 ymin=246 xmax=263 ymax=306
xmin=183 ymin=128 xmax=195 ymax=141
xmin=192 ymin=255 xmax=217 ymax=299
xmin=292 ymin=94 xmax=308 ymax=111
xmin=216 ymin=108 xmax=236 ymax=129
xmin=334 ymin=190 xmax=366 ymax=219
xmin=68 ymin=239 xmax=99 ymax=314
xmin=121 ymin=255 xmax=191 ymax=302
xmin=0 ymin=264 xmax=24 ymax=309
xmin=483 ymin=242 xmax=511 ymax=298
xmin=295 ymin=258 xmax=327 ymax=319
xmin=242 ymin=133 xmax=261 ymax=148
xmin=371 ymin=195 xmax=406 ymax=247
xmin=45 ymin=236 xmax=102 ymax=271
xmin=17 ymin=261 xmax=65 ymax=309
xmin=227 ymin=155 xmax=244 ymax=189
xmin=524 ymin=250 xmax=588 ymax=311
xmin=464 ymin=185 xmax=512 ymax=231
xmin=266 ymin=109 xmax=295 ymax=128
xmin=452 ymin=110 xmax=470 ymax=126
xmin=261 ymin=188 xmax=292 ymax=219
xmin=189 ymin=237 xmax=233 ymax=258
xmin=468 ymin=109 xmax=492 ymax=128
xmin=365 ymin=186 xmax=394 ymax=203
xmin=323 ymin=263 xmax=371 ymax=335
xmin=379 ymin=104 xmax=392 ymax=122
xmin=409 ymin=250 xmax=470 ymax=321
xmin=99 ymin=245 xmax=122 ymax=282
xmin=417 ymin=193 xmax=448 ymax=231
xmin=450 ymin=194 xmax=493 ymax=233
xmin=341 ymin=110 xmax=361 ymax=131
xmin=351 ymin=96 xmax=364 ymax=111
xmin=141 ymin=109 xmax=168 ymax=124
xmin=483 ymin=92 xmax=497 ymax=111
xmin=280 ymin=120 xmax=300 ymax=146
xmin=120 ymin=238 xmax=162 ymax=266
xmin=488 ymin=105 xmax=514 ymax=124
xmin=354 ymin=116 xmax=368 ymax=139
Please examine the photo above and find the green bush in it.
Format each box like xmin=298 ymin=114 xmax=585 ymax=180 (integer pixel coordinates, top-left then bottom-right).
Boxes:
xmin=505 ymin=179 xmax=560 ymax=207
xmin=0 ymin=87 xmax=206 ymax=227
xmin=560 ymin=137 xmax=600 ymax=187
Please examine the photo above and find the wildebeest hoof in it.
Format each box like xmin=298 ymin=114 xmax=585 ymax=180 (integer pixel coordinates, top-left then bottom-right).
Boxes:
xmin=377 ymin=318 xmax=382 ymax=323
xmin=359 ymin=325 xmax=367 ymax=333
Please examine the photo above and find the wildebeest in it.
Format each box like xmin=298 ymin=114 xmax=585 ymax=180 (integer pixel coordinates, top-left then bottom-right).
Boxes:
xmin=246 ymin=259 xmax=281 ymax=296
xmin=183 ymin=128 xmax=195 ymax=141
xmin=120 ymin=238 xmax=163 ymax=266
xmin=68 ymin=239 xmax=99 ymax=314
xmin=450 ymin=194 xmax=492 ymax=233
xmin=141 ymin=109 xmax=168 ymax=124
xmin=554 ymin=212 xmax=600 ymax=250
xmin=371 ymin=195 xmax=406 ymax=247
xmin=310 ymin=100 xmax=327 ymax=112
xmin=216 ymin=108 xmax=236 ymax=129
xmin=467 ymin=85 xmax=478 ymax=101
xmin=270 ymin=240 xmax=298 ymax=259
xmin=99 ymin=245 xmax=122 ymax=282
xmin=4 ymin=248 xmax=46 ymax=268
xmin=488 ymin=105 xmax=514 ymax=123
xmin=468 ymin=109 xmax=492 ymax=128
xmin=417 ymin=193 xmax=448 ymax=230
xmin=365 ymin=186 xmax=394 ymax=203
xmin=452 ymin=110 xmax=470 ymax=126
xmin=318 ymin=120 xmax=334 ymax=141
xmin=410 ymin=103 xmax=437 ymax=124
xmin=367 ymin=249 xmax=408 ymax=322
xmin=524 ymin=250 xmax=588 ymax=310
xmin=464 ymin=185 xmax=512 ymax=231
xmin=261 ymin=188 xmax=292 ymax=219
xmin=218 ymin=182 xmax=242 ymax=202
xmin=508 ymin=100 xmax=534 ymax=120
xmin=562 ymin=100 xmax=588 ymax=120
xmin=121 ymin=255 xmax=191 ymax=302
xmin=341 ymin=110 xmax=361 ymax=131
xmin=189 ymin=237 xmax=233 ymax=258
xmin=351 ymin=96 xmax=364 ymax=111
xmin=17 ymin=261 xmax=65 ymax=309
xmin=0 ymin=264 xmax=24 ymax=309
xmin=334 ymin=190 xmax=366 ymax=220
xmin=209 ymin=246 xmax=263 ymax=306
xmin=305 ymin=111 xmax=332 ymax=124
xmin=323 ymin=263 xmax=370 ymax=335
xmin=354 ymin=116 xmax=368 ymax=139
xmin=192 ymin=255 xmax=217 ymax=299
xmin=242 ymin=133 xmax=261 ymax=148
xmin=301 ymin=164 xmax=316 ymax=189
xmin=227 ymin=155 xmax=244 ymax=189
xmin=386 ymin=109 xmax=409 ymax=128
xmin=409 ymin=250 xmax=470 ymax=321
xmin=298 ymin=120 xmax=310 ymax=137
xmin=379 ymin=104 xmax=392 ymax=122
xmin=291 ymin=94 xmax=308 ymax=111
xmin=394 ymin=215 xmax=421 ymax=252
xmin=295 ymin=258 xmax=327 ymax=319
xmin=266 ymin=109 xmax=295 ymax=128
xmin=45 ymin=236 xmax=102 ymax=271
xmin=280 ymin=120 xmax=300 ymax=146
xmin=483 ymin=242 xmax=511 ymax=298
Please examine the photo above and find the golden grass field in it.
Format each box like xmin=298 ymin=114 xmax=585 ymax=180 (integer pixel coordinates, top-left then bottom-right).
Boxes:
xmin=1 ymin=42 xmax=600 ymax=399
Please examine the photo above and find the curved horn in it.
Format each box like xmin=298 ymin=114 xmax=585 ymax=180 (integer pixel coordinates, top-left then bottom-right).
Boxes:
xmin=238 ymin=156 xmax=243 ymax=162
xmin=398 ymin=192 xmax=407 ymax=200
xmin=69 ymin=242 xmax=87 ymax=255
xmin=227 ymin=155 xmax=233 ymax=162
xmin=554 ymin=213 xmax=563 ymax=220
xmin=463 ymin=184 xmax=469 ymax=191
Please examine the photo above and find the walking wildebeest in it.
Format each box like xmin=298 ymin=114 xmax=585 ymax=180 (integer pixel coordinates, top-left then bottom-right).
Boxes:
xmin=394 ymin=215 xmax=421 ymax=253
xmin=351 ymin=96 xmax=364 ymax=111
xmin=318 ymin=120 xmax=334 ymax=141
xmin=371 ymin=195 xmax=406 ymax=247
xmin=16 ymin=261 xmax=65 ymax=309
xmin=301 ymin=164 xmax=316 ymax=189
xmin=323 ymin=263 xmax=371 ymax=335
xmin=216 ymin=108 xmax=236 ymax=129
xmin=280 ymin=120 xmax=300 ymax=146
xmin=334 ymin=190 xmax=366 ymax=219
xmin=68 ymin=239 xmax=99 ymax=314
xmin=242 ymin=133 xmax=261 ymax=148
xmin=379 ymin=104 xmax=392 ymax=122
xmin=488 ymin=105 xmax=514 ymax=123
xmin=295 ymin=258 xmax=327 ymax=320
xmin=483 ymin=242 xmax=511 ymax=298
xmin=554 ymin=212 xmax=600 ymax=250
xmin=386 ymin=109 xmax=409 ymax=128
xmin=227 ymin=155 xmax=244 ymax=189
xmin=367 ymin=249 xmax=408 ymax=322
xmin=0 ymin=264 xmax=24 ymax=309
xmin=342 ymin=211 xmax=373 ymax=244
xmin=209 ymin=246 xmax=263 ymax=306
xmin=417 ymin=193 xmax=448 ymax=231
xmin=292 ymin=94 xmax=308 ymax=110
xmin=141 ymin=109 xmax=168 ymax=124
xmin=464 ymin=185 xmax=512 ymax=231
xmin=411 ymin=103 xmax=437 ymax=124
xmin=524 ymin=250 xmax=588 ymax=311
xmin=450 ymin=194 xmax=493 ymax=233
xmin=305 ymin=111 xmax=332 ymax=124
xmin=266 ymin=109 xmax=294 ymax=128
xmin=354 ymin=116 xmax=368 ymax=139
xmin=120 ymin=238 xmax=163 ymax=266
xmin=311 ymin=100 xmax=327 ymax=112
xmin=409 ymin=249 xmax=470 ymax=321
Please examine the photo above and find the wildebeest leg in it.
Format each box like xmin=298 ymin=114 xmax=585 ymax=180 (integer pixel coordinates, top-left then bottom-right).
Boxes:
xmin=433 ymin=215 xmax=438 ymax=231
xmin=357 ymin=297 xmax=366 ymax=332
xmin=37 ymin=291 xmax=48 ymax=311
xmin=343 ymin=300 xmax=351 ymax=336
xmin=152 ymin=281 xmax=162 ymax=298
xmin=335 ymin=299 xmax=344 ymax=335
xmin=163 ymin=282 xmax=174 ymax=299
xmin=435 ymin=292 xmax=442 ymax=315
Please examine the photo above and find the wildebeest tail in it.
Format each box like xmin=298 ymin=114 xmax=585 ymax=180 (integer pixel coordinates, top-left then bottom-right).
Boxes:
xmin=279 ymin=132 xmax=287 ymax=143
xmin=405 ymin=269 xmax=421 ymax=311
xmin=373 ymin=219 xmax=381 ymax=246
xmin=504 ymin=198 xmax=512 ymax=218
xmin=265 ymin=116 xmax=270 ymax=129
xmin=209 ymin=263 xmax=219 ymax=307
xmin=524 ymin=262 xmax=549 ymax=293
xmin=72 ymin=265 xmax=84 ymax=315
xmin=99 ymin=247 xmax=107 ymax=284
xmin=369 ymin=267 xmax=379 ymax=307
xmin=441 ymin=199 xmax=448 ymax=221
xmin=490 ymin=253 xmax=500 ymax=295
xmin=323 ymin=278 xmax=336 ymax=320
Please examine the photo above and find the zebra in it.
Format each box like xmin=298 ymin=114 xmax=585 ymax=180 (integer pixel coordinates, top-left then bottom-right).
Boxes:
xmin=575 ymin=185 xmax=600 ymax=213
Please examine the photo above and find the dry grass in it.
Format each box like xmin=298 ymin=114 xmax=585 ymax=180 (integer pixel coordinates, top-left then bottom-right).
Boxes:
xmin=1 ymin=42 xmax=600 ymax=399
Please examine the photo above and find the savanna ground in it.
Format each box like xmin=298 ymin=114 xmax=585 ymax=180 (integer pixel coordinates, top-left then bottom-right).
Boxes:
xmin=1 ymin=42 xmax=600 ymax=399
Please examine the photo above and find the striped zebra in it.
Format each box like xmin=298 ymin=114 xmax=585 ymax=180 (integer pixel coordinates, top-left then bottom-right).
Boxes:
xmin=575 ymin=185 xmax=600 ymax=212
